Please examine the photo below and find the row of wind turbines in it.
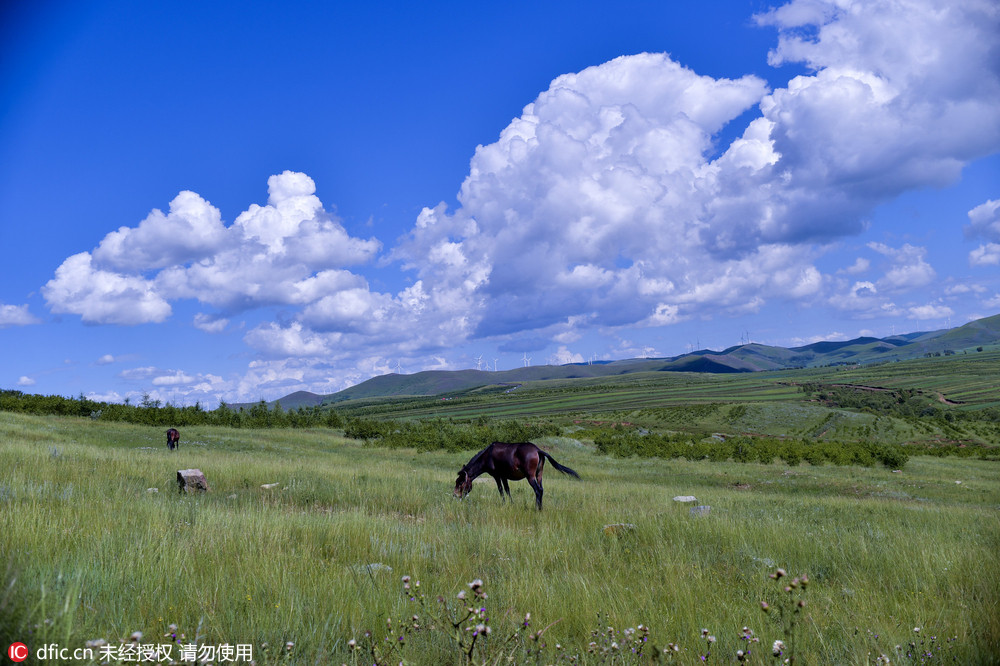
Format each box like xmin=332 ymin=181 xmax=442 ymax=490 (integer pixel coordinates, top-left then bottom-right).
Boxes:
xmin=389 ymin=354 xmax=523 ymax=375
xmin=472 ymin=353 xmax=529 ymax=371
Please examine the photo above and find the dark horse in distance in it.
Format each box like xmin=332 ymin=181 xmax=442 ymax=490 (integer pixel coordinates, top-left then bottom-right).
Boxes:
xmin=166 ymin=428 xmax=180 ymax=451
xmin=454 ymin=442 xmax=580 ymax=510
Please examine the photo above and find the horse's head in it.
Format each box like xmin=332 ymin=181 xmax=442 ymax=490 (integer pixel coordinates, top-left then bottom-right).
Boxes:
xmin=454 ymin=469 xmax=473 ymax=499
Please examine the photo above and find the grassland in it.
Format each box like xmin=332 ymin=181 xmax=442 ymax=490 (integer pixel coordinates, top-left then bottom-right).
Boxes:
xmin=2 ymin=410 xmax=998 ymax=664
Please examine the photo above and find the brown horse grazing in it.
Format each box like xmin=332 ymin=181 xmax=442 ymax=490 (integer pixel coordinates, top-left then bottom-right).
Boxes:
xmin=166 ymin=428 xmax=180 ymax=451
xmin=454 ymin=442 xmax=580 ymax=510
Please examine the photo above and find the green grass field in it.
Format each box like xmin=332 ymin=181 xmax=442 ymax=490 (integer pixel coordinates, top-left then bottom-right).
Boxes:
xmin=2 ymin=411 xmax=998 ymax=664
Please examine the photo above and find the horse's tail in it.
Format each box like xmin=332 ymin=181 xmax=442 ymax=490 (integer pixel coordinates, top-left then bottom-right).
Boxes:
xmin=540 ymin=451 xmax=581 ymax=479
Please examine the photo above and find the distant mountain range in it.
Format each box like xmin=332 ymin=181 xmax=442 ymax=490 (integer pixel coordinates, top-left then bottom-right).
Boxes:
xmin=261 ymin=313 xmax=1000 ymax=410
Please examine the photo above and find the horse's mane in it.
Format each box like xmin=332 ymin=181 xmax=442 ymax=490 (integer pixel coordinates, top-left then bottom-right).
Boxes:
xmin=461 ymin=442 xmax=495 ymax=475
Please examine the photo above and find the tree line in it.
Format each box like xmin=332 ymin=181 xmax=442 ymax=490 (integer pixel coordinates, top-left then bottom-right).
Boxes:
xmin=0 ymin=389 xmax=344 ymax=429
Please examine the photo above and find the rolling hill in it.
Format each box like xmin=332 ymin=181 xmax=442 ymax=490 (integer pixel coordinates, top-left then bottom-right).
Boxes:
xmin=265 ymin=313 xmax=1000 ymax=408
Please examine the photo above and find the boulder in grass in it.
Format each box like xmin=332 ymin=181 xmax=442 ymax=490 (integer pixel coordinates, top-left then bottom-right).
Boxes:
xmin=177 ymin=469 xmax=209 ymax=493
xmin=673 ymin=495 xmax=697 ymax=503
xmin=690 ymin=505 xmax=711 ymax=516
xmin=602 ymin=523 xmax=636 ymax=537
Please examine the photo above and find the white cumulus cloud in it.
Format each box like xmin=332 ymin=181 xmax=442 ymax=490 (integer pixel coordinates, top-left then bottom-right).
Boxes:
xmin=908 ymin=303 xmax=954 ymax=320
xmin=93 ymin=190 xmax=228 ymax=272
xmin=0 ymin=303 xmax=40 ymax=327
xmin=970 ymin=242 xmax=1000 ymax=266
xmin=966 ymin=199 xmax=1000 ymax=266
xmin=868 ymin=242 xmax=936 ymax=291
xmin=43 ymin=171 xmax=382 ymax=325
xmin=965 ymin=199 xmax=1000 ymax=242
xmin=43 ymin=253 xmax=172 ymax=324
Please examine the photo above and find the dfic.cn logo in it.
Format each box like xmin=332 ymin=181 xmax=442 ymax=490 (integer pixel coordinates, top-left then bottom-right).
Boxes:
xmin=8 ymin=643 xmax=28 ymax=663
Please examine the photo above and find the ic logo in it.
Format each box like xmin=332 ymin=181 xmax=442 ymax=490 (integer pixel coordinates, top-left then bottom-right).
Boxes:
xmin=8 ymin=643 xmax=28 ymax=662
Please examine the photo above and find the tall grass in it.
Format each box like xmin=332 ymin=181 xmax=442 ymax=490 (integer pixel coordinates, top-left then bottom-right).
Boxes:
xmin=1 ymin=412 xmax=998 ymax=663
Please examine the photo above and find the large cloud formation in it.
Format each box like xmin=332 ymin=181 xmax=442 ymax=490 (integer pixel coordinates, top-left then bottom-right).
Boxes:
xmin=44 ymin=171 xmax=382 ymax=324
xmin=393 ymin=0 xmax=1000 ymax=340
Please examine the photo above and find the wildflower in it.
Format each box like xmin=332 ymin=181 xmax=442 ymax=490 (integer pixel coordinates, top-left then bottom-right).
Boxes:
xmin=129 ymin=631 xmax=143 ymax=643
xmin=702 ymin=628 xmax=710 ymax=638
xmin=468 ymin=578 xmax=483 ymax=589
xmin=707 ymin=635 xmax=716 ymax=644
xmin=457 ymin=590 xmax=466 ymax=600
xmin=285 ymin=641 xmax=294 ymax=651
xmin=402 ymin=575 xmax=411 ymax=583
xmin=347 ymin=639 xmax=357 ymax=650
xmin=85 ymin=639 xmax=107 ymax=649
xmin=760 ymin=601 xmax=770 ymax=612
xmin=771 ymin=568 xmax=787 ymax=579
xmin=913 ymin=627 xmax=921 ymax=633
xmin=773 ymin=640 xmax=786 ymax=656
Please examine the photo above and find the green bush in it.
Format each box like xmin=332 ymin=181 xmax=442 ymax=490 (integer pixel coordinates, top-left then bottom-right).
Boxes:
xmin=592 ymin=430 xmax=914 ymax=470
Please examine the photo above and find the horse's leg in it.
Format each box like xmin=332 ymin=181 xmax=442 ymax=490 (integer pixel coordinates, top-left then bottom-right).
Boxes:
xmin=494 ymin=476 xmax=506 ymax=501
xmin=501 ymin=477 xmax=512 ymax=501
xmin=535 ymin=456 xmax=545 ymax=509
xmin=527 ymin=476 xmax=543 ymax=510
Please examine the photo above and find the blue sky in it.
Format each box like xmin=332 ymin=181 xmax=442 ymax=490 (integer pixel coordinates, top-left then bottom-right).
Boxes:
xmin=2 ymin=0 xmax=998 ymax=406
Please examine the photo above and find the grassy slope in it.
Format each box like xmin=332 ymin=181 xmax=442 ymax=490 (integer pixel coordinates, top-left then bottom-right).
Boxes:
xmin=331 ymin=352 xmax=1000 ymax=450
xmin=2 ymin=412 xmax=999 ymax=664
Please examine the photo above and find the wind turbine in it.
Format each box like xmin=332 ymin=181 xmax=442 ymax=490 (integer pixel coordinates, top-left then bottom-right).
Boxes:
xmin=522 ymin=352 xmax=531 ymax=367
xmin=493 ymin=358 xmax=499 ymax=372
xmin=394 ymin=360 xmax=403 ymax=374
xmin=475 ymin=354 xmax=484 ymax=371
